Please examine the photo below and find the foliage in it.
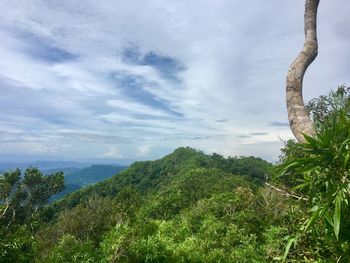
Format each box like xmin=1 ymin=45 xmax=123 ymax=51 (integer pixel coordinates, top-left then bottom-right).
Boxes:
xmin=138 ymin=168 xmax=251 ymax=220
xmin=54 ymin=196 xmax=122 ymax=242
xmin=280 ymin=109 xmax=350 ymax=260
xmin=305 ymin=85 xmax=350 ymax=124
xmin=0 ymin=224 xmax=37 ymax=263
xmin=51 ymin=147 xmax=271 ymax=215
xmin=32 ymin=148 xmax=287 ymax=262
xmin=2 ymin=147 xmax=338 ymax=262
xmin=0 ymin=167 xmax=64 ymax=262
xmin=46 ymin=234 xmax=97 ymax=263
xmin=100 ymin=188 xmax=267 ymax=263
xmin=276 ymin=140 xmax=306 ymax=189
xmin=35 ymin=190 xmax=142 ymax=263
xmin=0 ymin=167 xmax=64 ymax=226
xmin=276 ymin=86 xmax=350 ymax=261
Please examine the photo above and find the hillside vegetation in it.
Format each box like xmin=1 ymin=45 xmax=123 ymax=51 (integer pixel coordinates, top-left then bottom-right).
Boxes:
xmin=3 ymin=147 xmax=292 ymax=262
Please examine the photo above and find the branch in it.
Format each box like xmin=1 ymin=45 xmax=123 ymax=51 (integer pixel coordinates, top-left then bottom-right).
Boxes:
xmin=6 ymin=208 xmax=16 ymax=229
xmin=0 ymin=204 xmax=9 ymax=219
xmin=265 ymin=182 xmax=308 ymax=201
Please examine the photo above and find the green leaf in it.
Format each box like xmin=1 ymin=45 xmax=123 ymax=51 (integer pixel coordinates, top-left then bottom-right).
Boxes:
xmin=304 ymin=208 xmax=322 ymax=232
xmin=282 ymin=237 xmax=296 ymax=262
xmin=334 ymin=194 xmax=342 ymax=240
xmin=303 ymin=133 xmax=319 ymax=146
xmin=324 ymin=211 xmax=334 ymax=227
xmin=293 ymin=182 xmax=309 ymax=191
xmin=344 ymin=153 xmax=350 ymax=168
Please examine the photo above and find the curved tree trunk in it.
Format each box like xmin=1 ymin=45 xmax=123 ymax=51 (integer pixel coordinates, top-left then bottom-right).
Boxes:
xmin=286 ymin=0 xmax=319 ymax=142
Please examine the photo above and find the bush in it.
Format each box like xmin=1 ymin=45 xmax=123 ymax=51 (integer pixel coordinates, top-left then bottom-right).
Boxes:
xmin=280 ymin=109 xmax=350 ymax=261
xmin=47 ymin=234 xmax=97 ymax=263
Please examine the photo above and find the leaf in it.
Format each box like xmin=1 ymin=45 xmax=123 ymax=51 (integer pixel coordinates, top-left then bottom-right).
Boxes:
xmin=334 ymin=194 xmax=342 ymax=240
xmin=304 ymin=208 xmax=322 ymax=232
xmin=282 ymin=237 xmax=296 ymax=262
xmin=324 ymin=211 xmax=334 ymax=227
xmin=293 ymin=182 xmax=309 ymax=191
xmin=344 ymin=153 xmax=350 ymax=168
xmin=281 ymin=161 xmax=299 ymax=173
xmin=303 ymin=133 xmax=319 ymax=146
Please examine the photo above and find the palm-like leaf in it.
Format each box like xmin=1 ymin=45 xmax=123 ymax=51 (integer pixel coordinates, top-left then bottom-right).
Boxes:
xmin=281 ymin=109 xmax=350 ymax=243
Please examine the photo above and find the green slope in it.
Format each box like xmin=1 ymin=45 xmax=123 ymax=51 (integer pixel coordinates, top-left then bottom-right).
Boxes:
xmin=52 ymin=147 xmax=271 ymax=211
xmin=35 ymin=147 xmax=301 ymax=263
xmin=18 ymin=147 xmax=313 ymax=262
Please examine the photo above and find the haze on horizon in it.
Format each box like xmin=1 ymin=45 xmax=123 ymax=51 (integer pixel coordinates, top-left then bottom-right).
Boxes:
xmin=0 ymin=0 xmax=349 ymax=163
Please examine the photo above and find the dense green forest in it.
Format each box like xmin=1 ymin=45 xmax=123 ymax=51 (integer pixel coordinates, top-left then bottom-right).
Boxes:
xmin=1 ymin=87 xmax=350 ymax=262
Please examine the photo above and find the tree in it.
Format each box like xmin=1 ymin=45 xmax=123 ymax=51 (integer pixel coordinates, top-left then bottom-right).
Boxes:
xmin=0 ymin=167 xmax=64 ymax=227
xmin=286 ymin=0 xmax=319 ymax=142
xmin=305 ymin=85 xmax=350 ymax=124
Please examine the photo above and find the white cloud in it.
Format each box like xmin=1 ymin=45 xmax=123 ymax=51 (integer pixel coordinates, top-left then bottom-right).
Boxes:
xmin=137 ymin=145 xmax=152 ymax=157
xmin=0 ymin=0 xmax=349 ymax=162
xmin=101 ymin=147 xmax=123 ymax=158
xmin=106 ymin=99 xmax=170 ymax=117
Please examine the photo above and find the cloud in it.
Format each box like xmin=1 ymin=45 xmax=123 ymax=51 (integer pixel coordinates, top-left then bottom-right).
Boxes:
xmin=121 ymin=45 xmax=185 ymax=82
xmin=216 ymin=119 xmax=229 ymax=123
xmin=0 ymin=0 xmax=348 ymax=162
xmin=137 ymin=145 xmax=152 ymax=157
xmin=58 ymin=131 xmax=131 ymax=144
xmin=162 ymin=135 xmax=210 ymax=141
xmin=12 ymin=29 xmax=78 ymax=63
xmin=269 ymin=122 xmax=289 ymax=127
xmin=101 ymin=147 xmax=123 ymax=158
xmin=250 ymin=132 xmax=268 ymax=136
xmin=238 ymin=135 xmax=252 ymax=139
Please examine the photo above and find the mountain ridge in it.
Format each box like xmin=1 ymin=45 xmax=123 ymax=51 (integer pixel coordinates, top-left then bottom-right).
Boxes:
xmin=50 ymin=147 xmax=271 ymax=213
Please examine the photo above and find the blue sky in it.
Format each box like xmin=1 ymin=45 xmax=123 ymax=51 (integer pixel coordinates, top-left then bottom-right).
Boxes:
xmin=0 ymin=0 xmax=349 ymax=163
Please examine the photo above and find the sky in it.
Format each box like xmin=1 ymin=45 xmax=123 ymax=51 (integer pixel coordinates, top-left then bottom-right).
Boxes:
xmin=0 ymin=0 xmax=349 ymax=164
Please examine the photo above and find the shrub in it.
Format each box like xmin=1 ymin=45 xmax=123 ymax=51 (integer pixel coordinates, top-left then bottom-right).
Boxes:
xmin=281 ymin=109 xmax=350 ymax=261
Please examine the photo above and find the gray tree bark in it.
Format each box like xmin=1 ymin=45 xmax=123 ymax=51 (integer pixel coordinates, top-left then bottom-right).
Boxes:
xmin=286 ymin=0 xmax=319 ymax=142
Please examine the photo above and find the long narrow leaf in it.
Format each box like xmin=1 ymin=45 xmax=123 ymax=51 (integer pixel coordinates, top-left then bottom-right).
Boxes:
xmin=344 ymin=153 xmax=350 ymax=168
xmin=305 ymin=210 xmax=321 ymax=232
xmin=324 ymin=211 xmax=334 ymax=227
xmin=282 ymin=237 xmax=296 ymax=262
xmin=334 ymin=194 xmax=342 ymax=240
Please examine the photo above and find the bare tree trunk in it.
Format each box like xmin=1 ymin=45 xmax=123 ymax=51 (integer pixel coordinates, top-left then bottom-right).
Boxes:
xmin=286 ymin=0 xmax=319 ymax=142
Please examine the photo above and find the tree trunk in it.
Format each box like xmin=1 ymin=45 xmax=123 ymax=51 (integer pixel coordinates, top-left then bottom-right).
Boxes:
xmin=286 ymin=0 xmax=319 ymax=143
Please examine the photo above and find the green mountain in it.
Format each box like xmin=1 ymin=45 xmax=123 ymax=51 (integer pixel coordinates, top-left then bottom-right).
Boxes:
xmin=64 ymin=164 xmax=127 ymax=187
xmin=52 ymin=147 xmax=270 ymax=211
xmin=3 ymin=147 xmax=311 ymax=262
xmin=50 ymin=165 xmax=127 ymax=200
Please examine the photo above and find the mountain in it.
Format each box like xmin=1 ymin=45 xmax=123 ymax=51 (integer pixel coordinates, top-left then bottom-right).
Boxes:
xmin=50 ymin=165 xmax=127 ymax=200
xmin=51 ymin=147 xmax=271 ymax=213
xmin=1 ymin=162 xmax=127 ymax=201
xmin=33 ymin=147 xmax=293 ymax=262
xmin=0 ymin=161 xmax=90 ymax=172
xmin=65 ymin=165 xmax=128 ymax=186
xmin=1 ymin=147 xmax=338 ymax=262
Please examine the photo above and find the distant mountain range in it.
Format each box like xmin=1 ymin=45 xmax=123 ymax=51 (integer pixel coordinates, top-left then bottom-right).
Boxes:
xmin=0 ymin=162 xmax=127 ymax=201
xmin=49 ymin=164 xmax=128 ymax=200
xmin=0 ymin=161 xmax=91 ymax=172
xmin=48 ymin=165 xmax=127 ymax=186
